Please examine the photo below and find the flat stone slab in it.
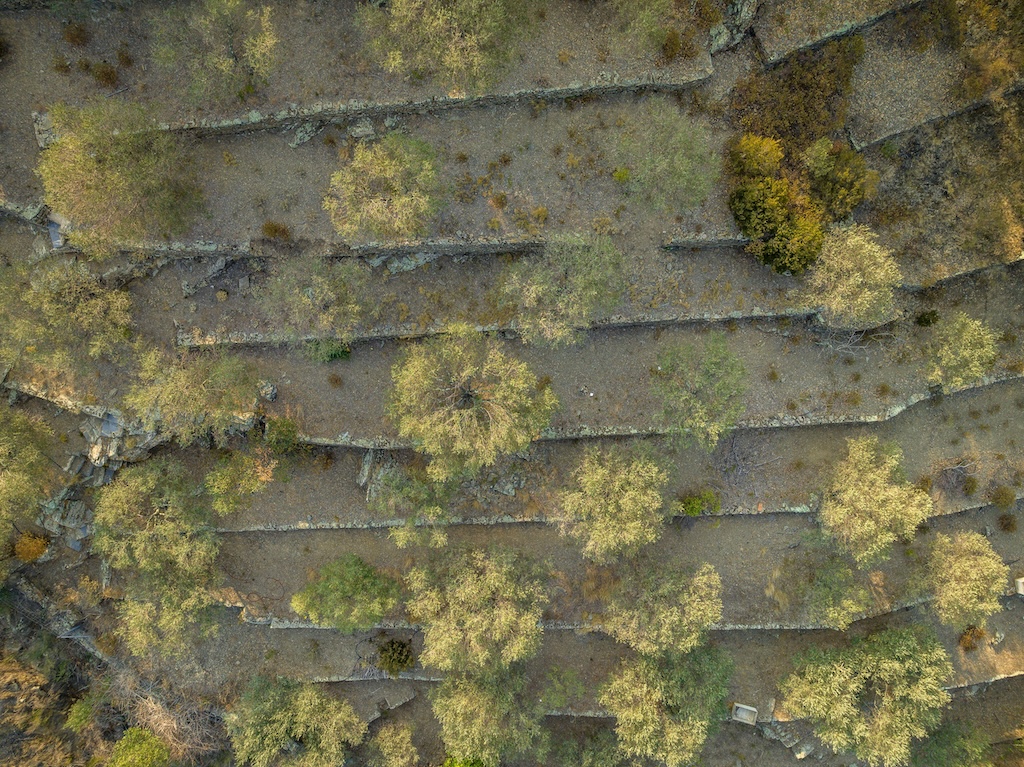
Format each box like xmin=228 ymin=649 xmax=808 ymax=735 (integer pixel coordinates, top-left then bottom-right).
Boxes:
xmin=754 ymin=0 xmax=918 ymax=62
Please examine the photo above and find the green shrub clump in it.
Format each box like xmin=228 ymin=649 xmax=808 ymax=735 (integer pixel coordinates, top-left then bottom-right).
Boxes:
xmin=38 ymin=102 xmax=203 ymax=257
xmin=389 ymin=326 xmax=558 ymax=481
xmin=820 ymin=437 xmax=933 ymax=567
xmin=928 ymin=312 xmax=998 ymax=390
xmin=801 ymin=553 xmax=873 ymax=630
xmin=672 ymin=488 xmax=720 ymax=517
xmin=910 ymin=722 xmax=994 ymax=767
xmin=652 ymin=332 xmax=746 ymax=452
xmin=807 ymin=223 xmax=901 ymax=329
xmin=500 ymin=233 xmax=624 ymax=346
xmin=610 ymin=97 xmax=718 ymax=213
xmin=407 ymin=547 xmax=547 ymax=673
xmin=107 ymin=727 xmax=171 ymax=767
xmin=205 ymin=448 xmax=276 ymax=516
xmin=357 ymin=0 xmax=536 ymax=91
xmin=558 ymin=445 xmax=668 ymax=562
xmin=781 ymin=628 xmax=953 ymax=767
xmin=258 ymin=254 xmax=366 ymax=339
xmin=929 ymin=532 xmax=1009 ymax=630
xmin=227 ymin=676 xmax=367 ymax=767
xmin=153 ymin=0 xmax=278 ymax=105
xmin=600 ymin=646 xmax=732 ymax=767
xmin=324 ymin=133 xmax=443 ymax=241
xmin=290 ymin=554 xmax=401 ymax=633
xmin=603 ymin=562 xmax=722 ymax=657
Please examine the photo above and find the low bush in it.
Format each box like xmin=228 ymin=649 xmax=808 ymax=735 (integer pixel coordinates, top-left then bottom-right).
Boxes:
xmin=259 ymin=254 xmax=366 ymax=340
xmin=324 ymin=133 xmax=443 ymax=241
xmin=357 ymin=0 xmax=537 ymax=91
xmin=376 ymin=637 xmax=415 ymax=677
xmin=610 ymin=0 xmax=721 ymax=60
xmin=803 ymin=138 xmax=879 ymax=220
xmin=368 ymin=463 xmax=454 ymax=549
xmin=987 ymin=484 xmax=1016 ymax=510
xmin=108 ymin=727 xmax=171 ymax=767
xmin=13 ymin=533 xmax=49 ymax=563
xmin=558 ymin=445 xmax=668 ymax=562
xmin=672 ymin=488 xmax=720 ymax=517
xmin=204 ymin=448 xmax=277 ymax=516
xmin=500 ymin=233 xmax=625 ymax=346
xmin=910 ymin=722 xmax=994 ymax=767
xmin=388 ymin=326 xmax=558 ymax=481
xmin=290 ymin=554 xmax=401 ymax=632
xmin=226 ymin=677 xmax=367 ymax=767
xmin=802 ymin=554 xmax=873 ymax=630
xmin=369 ymin=722 xmax=420 ymax=767
xmin=302 ymin=339 xmax=351 ymax=363
xmin=153 ymin=0 xmax=278 ymax=105
xmin=600 ymin=646 xmax=732 ymax=767
xmin=652 ymin=332 xmax=746 ymax=452
xmin=781 ymin=628 xmax=952 ymax=767
xmin=0 ymin=407 xmax=57 ymax=532
xmin=38 ymin=102 xmax=202 ymax=257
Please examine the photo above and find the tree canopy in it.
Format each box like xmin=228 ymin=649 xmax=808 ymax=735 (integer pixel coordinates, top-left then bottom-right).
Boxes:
xmin=928 ymin=312 xmax=998 ymax=391
xmin=781 ymin=628 xmax=953 ymax=767
xmin=819 ymin=437 xmax=932 ymax=566
xmin=290 ymin=554 xmax=401 ymax=632
xmin=929 ymin=532 xmax=1008 ymax=630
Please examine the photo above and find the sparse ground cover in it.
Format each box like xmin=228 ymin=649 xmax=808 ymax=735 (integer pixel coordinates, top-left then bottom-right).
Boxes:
xmin=4 ymin=2 xmax=1024 ymax=765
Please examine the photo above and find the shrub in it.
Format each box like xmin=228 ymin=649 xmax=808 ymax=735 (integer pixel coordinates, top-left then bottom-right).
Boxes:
xmin=910 ymin=722 xmax=994 ymax=767
xmin=432 ymin=669 xmax=545 ymax=767
xmin=928 ymin=312 xmax=998 ymax=390
xmin=803 ymin=138 xmax=879 ymax=219
xmin=726 ymin=133 xmax=784 ymax=178
xmin=600 ymin=646 xmax=732 ymax=767
xmin=376 ymin=637 xmax=415 ymax=677
xmin=38 ymin=102 xmax=202 ymax=257
xmin=62 ymin=23 xmax=90 ymax=46
xmin=603 ymin=562 xmax=722 ymax=657
xmin=258 ymin=255 xmax=366 ymax=340
xmin=609 ymin=0 xmax=720 ymax=59
xmin=13 ymin=533 xmax=49 ymax=562
xmin=672 ymin=488 xmax=720 ymax=517
xmin=262 ymin=416 xmax=302 ymax=455
xmin=807 ymin=224 xmax=902 ymax=329
xmin=820 ymin=437 xmax=933 ymax=567
xmin=368 ymin=462 xmax=454 ymax=548
xmin=987 ymin=484 xmax=1016 ymax=510
xmin=959 ymin=624 xmax=986 ymax=651
xmin=388 ymin=326 xmax=558 ymax=481
xmin=204 ymin=448 xmax=277 ymax=516
xmin=0 ymin=407 xmax=56 ymax=531
xmin=998 ymin=512 xmax=1017 ymax=532
xmin=369 ymin=722 xmax=419 ymax=767
xmin=324 ymin=133 xmax=443 ymax=241
xmin=558 ymin=445 xmax=668 ymax=562
xmin=226 ymin=677 xmax=367 ymax=767
xmin=290 ymin=554 xmax=401 ymax=632
xmin=652 ymin=332 xmax=746 ymax=452
xmin=94 ymin=458 xmax=220 ymax=656
xmin=802 ymin=554 xmax=873 ymax=630
xmin=302 ymin=339 xmax=351 ymax=363
xmin=929 ymin=532 xmax=1009 ymax=630
xmin=731 ymin=35 xmax=865 ymax=150
xmin=357 ymin=0 xmax=536 ymax=91
xmin=261 ymin=220 xmax=290 ymax=240
xmin=728 ymin=174 xmax=825 ymax=273
xmin=500 ymin=233 xmax=625 ymax=346
xmin=609 ymin=97 xmax=718 ymax=213
xmin=91 ymin=61 xmax=118 ymax=87
xmin=153 ymin=0 xmax=278 ymax=105
xmin=406 ymin=547 xmax=547 ymax=673
xmin=125 ymin=349 xmax=258 ymax=445
xmin=108 ymin=727 xmax=170 ymax=767
xmin=781 ymin=628 xmax=953 ymax=767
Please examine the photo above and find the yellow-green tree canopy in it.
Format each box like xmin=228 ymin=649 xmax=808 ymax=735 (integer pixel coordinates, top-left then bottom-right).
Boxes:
xmin=929 ymin=531 xmax=1008 ymax=630
xmin=928 ymin=312 xmax=998 ymax=391
xmin=820 ymin=437 xmax=932 ymax=566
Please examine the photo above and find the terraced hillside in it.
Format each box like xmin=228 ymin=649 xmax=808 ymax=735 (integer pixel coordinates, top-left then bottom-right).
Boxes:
xmin=2 ymin=0 xmax=1024 ymax=766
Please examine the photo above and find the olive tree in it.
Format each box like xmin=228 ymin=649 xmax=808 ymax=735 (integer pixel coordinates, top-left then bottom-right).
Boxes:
xmin=431 ymin=669 xmax=545 ymax=767
xmin=226 ymin=677 xmax=366 ymax=767
xmin=557 ymin=445 xmax=668 ymax=563
xmin=204 ymin=448 xmax=277 ymax=516
xmin=324 ymin=133 xmax=442 ymax=241
xmin=406 ymin=547 xmax=547 ymax=673
xmin=125 ymin=349 xmax=258 ymax=446
xmin=368 ymin=722 xmax=419 ymax=767
xmin=807 ymin=224 xmax=902 ymax=329
xmin=153 ymin=0 xmax=278 ymax=105
xmin=603 ymin=562 xmax=722 ymax=657
xmin=37 ymin=102 xmax=202 ymax=257
xmin=928 ymin=312 xmax=998 ymax=391
xmin=290 ymin=554 xmax=401 ymax=632
xmin=600 ymin=647 xmax=732 ymax=767
xmin=820 ymin=437 xmax=932 ymax=567
xmin=94 ymin=458 xmax=219 ymax=656
xmin=929 ymin=532 xmax=1008 ymax=630
xmin=781 ymin=628 xmax=953 ymax=767
xmin=389 ymin=326 xmax=558 ymax=481
xmin=500 ymin=233 xmax=625 ymax=347
xmin=0 ymin=407 xmax=57 ymax=532
xmin=652 ymin=332 xmax=746 ymax=452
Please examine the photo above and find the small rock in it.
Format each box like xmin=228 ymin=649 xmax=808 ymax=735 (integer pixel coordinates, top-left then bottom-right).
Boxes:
xmin=238 ymin=275 xmax=251 ymax=291
xmin=794 ymin=742 xmax=814 ymax=760
xmin=348 ymin=118 xmax=375 ymax=139
xmin=384 ymin=115 xmax=400 ymax=129
xmin=257 ymin=380 xmax=278 ymax=402
xmin=992 ymin=631 xmax=1005 ymax=646
xmin=181 ymin=280 xmax=197 ymax=298
xmin=984 ymin=525 xmax=993 ymax=537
